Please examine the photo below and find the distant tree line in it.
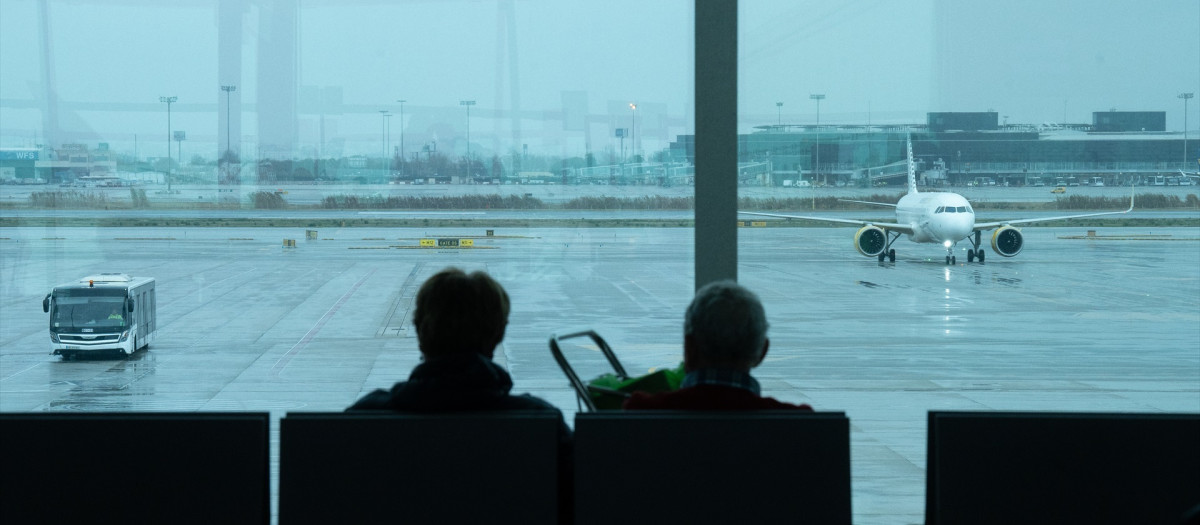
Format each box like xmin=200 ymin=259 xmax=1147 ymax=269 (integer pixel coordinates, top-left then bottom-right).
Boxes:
xmin=29 ymin=190 xmax=110 ymax=208
xmin=1053 ymin=193 xmax=1199 ymax=210
xmin=321 ymin=194 xmax=546 ymax=210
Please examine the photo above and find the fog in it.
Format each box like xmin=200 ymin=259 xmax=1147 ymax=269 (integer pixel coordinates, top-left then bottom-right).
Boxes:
xmin=1 ymin=0 xmax=1197 ymax=158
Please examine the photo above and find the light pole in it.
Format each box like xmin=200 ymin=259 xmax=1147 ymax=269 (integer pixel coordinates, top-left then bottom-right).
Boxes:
xmin=629 ymin=103 xmax=637 ymax=162
xmin=174 ymin=131 xmax=186 ymax=181
xmin=1181 ymin=93 xmax=1194 ymax=168
xmin=378 ymin=110 xmax=389 ymax=174
xmin=397 ymin=99 xmax=406 ymax=161
xmin=776 ymin=101 xmax=783 ymax=126
xmin=460 ymin=100 xmax=476 ymax=176
xmin=810 ymin=94 xmax=825 ymax=188
xmin=159 ymin=96 xmax=177 ymax=191
xmin=384 ymin=113 xmax=392 ymax=171
xmin=220 ymin=85 xmax=236 ymax=158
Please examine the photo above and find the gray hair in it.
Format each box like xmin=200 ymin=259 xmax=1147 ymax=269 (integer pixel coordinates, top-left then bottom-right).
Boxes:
xmin=683 ymin=280 xmax=769 ymax=367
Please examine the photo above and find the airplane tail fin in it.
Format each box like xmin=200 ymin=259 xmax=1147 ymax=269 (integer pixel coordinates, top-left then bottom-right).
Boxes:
xmin=906 ymin=134 xmax=918 ymax=194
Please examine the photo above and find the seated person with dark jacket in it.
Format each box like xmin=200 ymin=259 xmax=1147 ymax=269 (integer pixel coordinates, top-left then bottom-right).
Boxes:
xmin=623 ymin=280 xmax=812 ymax=410
xmin=347 ymin=267 xmax=573 ymax=523
xmin=348 ymin=267 xmax=567 ymax=420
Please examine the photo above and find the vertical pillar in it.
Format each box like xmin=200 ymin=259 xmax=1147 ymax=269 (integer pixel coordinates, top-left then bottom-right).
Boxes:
xmin=218 ymin=0 xmax=244 ymax=160
xmin=694 ymin=0 xmax=738 ymax=289
xmin=257 ymin=0 xmax=298 ymax=160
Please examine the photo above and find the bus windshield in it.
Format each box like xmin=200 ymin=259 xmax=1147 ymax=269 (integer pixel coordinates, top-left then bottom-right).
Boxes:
xmin=51 ymin=295 xmax=126 ymax=332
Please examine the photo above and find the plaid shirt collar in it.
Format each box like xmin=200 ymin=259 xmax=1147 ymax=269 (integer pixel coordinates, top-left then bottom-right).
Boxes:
xmin=680 ymin=368 xmax=761 ymax=395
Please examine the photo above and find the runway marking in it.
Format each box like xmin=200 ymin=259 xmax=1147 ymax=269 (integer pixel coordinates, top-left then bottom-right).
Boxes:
xmin=1057 ymin=234 xmax=1199 ymax=241
xmin=270 ymin=268 xmax=378 ymax=377
xmin=0 ymin=361 xmax=44 ymax=382
xmin=378 ymin=263 xmax=427 ymax=336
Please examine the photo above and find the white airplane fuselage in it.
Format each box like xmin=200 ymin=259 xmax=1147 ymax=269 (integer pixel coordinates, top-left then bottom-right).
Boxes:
xmin=895 ymin=191 xmax=974 ymax=245
xmin=737 ymin=135 xmax=1133 ymax=264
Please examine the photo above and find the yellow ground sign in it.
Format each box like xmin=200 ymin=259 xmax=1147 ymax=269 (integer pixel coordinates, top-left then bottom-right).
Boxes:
xmin=460 ymin=239 xmax=474 ymax=247
xmin=419 ymin=239 xmax=435 ymax=246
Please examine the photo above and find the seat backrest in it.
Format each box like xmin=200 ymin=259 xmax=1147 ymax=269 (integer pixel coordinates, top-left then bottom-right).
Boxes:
xmin=926 ymin=411 xmax=1200 ymax=525
xmin=280 ymin=411 xmax=561 ymax=525
xmin=0 ymin=412 xmax=269 ymax=525
xmin=574 ymin=411 xmax=851 ymax=525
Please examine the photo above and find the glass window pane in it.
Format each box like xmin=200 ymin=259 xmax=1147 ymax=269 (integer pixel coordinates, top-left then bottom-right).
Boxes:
xmin=1 ymin=1 xmax=693 ymax=423
xmin=738 ymin=1 xmax=1200 ymax=522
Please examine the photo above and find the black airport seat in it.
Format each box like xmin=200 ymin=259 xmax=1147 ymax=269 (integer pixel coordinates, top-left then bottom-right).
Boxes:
xmin=0 ymin=412 xmax=270 ymax=525
xmin=279 ymin=411 xmax=562 ymax=525
xmin=573 ymin=411 xmax=851 ymax=525
xmin=925 ymin=411 xmax=1200 ymax=525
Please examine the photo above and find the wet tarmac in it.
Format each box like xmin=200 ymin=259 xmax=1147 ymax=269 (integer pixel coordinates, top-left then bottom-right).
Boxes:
xmin=2 ymin=223 xmax=1198 ymax=524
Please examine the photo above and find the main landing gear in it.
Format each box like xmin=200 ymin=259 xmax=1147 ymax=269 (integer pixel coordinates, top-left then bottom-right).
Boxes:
xmin=964 ymin=230 xmax=986 ymax=264
xmin=876 ymin=231 xmax=902 ymax=263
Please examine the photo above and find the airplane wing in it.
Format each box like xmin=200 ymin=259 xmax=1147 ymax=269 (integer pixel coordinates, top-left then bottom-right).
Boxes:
xmin=837 ymin=199 xmax=897 ymax=208
xmin=973 ymin=185 xmax=1135 ymax=230
xmin=739 ymin=211 xmax=916 ymax=235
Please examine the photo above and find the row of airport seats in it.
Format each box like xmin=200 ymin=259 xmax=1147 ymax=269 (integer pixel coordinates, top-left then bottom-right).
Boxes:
xmin=1 ymin=411 xmax=1197 ymax=524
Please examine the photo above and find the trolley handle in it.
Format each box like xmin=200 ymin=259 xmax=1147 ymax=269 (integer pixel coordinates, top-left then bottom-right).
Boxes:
xmin=549 ymin=330 xmax=629 ymax=413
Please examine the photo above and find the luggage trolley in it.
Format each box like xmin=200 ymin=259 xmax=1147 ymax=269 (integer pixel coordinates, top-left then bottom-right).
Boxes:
xmin=549 ymin=330 xmax=630 ymax=412
xmin=550 ymin=330 xmax=682 ymax=411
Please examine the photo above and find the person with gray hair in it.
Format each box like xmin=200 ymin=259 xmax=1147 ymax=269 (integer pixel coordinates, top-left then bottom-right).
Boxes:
xmin=623 ymin=280 xmax=812 ymax=410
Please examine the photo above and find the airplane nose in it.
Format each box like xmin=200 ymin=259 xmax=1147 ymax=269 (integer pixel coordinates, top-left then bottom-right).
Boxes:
xmin=937 ymin=214 xmax=973 ymax=241
xmin=957 ymin=213 xmax=975 ymax=238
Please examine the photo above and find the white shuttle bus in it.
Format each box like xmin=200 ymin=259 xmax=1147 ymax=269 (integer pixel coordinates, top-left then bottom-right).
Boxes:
xmin=42 ymin=274 xmax=156 ymax=359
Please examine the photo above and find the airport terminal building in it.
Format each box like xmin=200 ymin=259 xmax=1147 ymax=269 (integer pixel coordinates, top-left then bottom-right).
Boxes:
xmin=671 ymin=111 xmax=1196 ymax=188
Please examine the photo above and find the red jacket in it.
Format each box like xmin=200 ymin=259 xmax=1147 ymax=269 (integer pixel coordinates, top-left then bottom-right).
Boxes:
xmin=623 ymin=384 xmax=812 ymax=411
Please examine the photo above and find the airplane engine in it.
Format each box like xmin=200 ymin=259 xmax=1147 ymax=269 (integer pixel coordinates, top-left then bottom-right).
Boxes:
xmin=854 ymin=225 xmax=887 ymax=257
xmin=990 ymin=225 xmax=1024 ymax=257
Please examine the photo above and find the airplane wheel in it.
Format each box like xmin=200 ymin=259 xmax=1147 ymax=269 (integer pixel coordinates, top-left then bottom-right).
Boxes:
xmin=888 ymin=249 xmax=896 ymax=262
xmin=967 ymin=250 xmax=975 ymax=262
xmin=945 ymin=256 xmax=951 ymax=265
xmin=952 ymin=256 xmax=957 ymax=264
xmin=977 ymin=250 xmax=985 ymax=263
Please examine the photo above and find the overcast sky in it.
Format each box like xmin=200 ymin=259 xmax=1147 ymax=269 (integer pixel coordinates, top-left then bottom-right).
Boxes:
xmin=1 ymin=0 xmax=1197 ymax=158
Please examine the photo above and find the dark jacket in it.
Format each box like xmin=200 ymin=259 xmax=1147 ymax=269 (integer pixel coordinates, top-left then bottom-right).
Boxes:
xmin=347 ymin=352 xmax=563 ymax=414
xmin=347 ymin=352 xmax=573 ymax=524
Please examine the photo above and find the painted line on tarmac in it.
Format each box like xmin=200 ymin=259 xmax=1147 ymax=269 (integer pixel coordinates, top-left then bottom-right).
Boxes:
xmin=270 ymin=268 xmax=378 ymax=377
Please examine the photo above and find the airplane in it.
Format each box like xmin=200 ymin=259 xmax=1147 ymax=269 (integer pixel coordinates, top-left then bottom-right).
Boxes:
xmin=739 ymin=135 xmax=1135 ymax=265
xmin=1179 ymin=159 xmax=1200 ymax=184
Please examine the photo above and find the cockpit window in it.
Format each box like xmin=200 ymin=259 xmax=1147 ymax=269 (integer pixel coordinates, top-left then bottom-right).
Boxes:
xmin=946 ymin=207 xmax=956 ymax=213
xmin=936 ymin=206 xmax=944 ymax=213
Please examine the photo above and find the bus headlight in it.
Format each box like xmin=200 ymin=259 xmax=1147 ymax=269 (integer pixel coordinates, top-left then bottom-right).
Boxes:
xmin=50 ymin=333 xmax=60 ymax=343
xmin=119 ymin=331 xmax=130 ymax=342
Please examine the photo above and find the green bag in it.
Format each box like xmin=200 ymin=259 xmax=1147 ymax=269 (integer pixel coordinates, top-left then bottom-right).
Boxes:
xmin=586 ymin=364 xmax=685 ymax=410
